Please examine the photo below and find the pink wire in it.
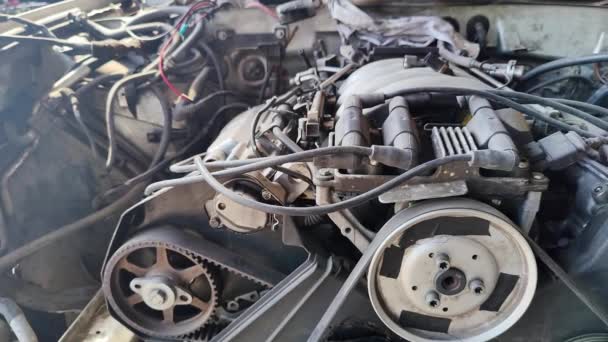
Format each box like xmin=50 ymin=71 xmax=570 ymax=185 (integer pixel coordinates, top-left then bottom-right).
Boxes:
xmin=245 ymin=1 xmax=278 ymax=20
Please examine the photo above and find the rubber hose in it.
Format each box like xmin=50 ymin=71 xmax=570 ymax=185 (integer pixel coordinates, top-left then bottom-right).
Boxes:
xmin=0 ymin=183 xmax=146 ymax=273
xmin=588 ymin=85 xmax=608 ymax=106
xmin=520 ymin=54 xmax=608 ymax=83
xmin=148 ymin=85 xmax=172 ymax=168
xmin=173 ymin=90 xmax=238 ymax=121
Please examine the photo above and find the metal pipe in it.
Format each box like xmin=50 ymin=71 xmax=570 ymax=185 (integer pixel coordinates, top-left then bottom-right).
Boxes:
xmin=0 ymin=297 xmax=38 ymax=342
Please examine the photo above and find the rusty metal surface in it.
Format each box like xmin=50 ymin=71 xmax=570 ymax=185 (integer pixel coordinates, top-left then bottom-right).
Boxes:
xmin=102 ymin=226 xmax=289 ymax=339
xmin=60 ymin=291 xmax=136 ymax=342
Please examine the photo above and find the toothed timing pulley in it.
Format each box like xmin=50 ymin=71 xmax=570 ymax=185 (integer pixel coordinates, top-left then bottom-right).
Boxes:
xmin=102 ymin=228 xmax=219 ymax=339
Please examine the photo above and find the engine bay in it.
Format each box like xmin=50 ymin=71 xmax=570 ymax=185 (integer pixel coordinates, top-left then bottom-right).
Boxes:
xmin=1 ymin=0 xmax=608 ymax=341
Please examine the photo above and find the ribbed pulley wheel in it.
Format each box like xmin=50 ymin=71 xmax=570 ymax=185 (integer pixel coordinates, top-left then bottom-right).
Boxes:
xmin=367 ymin=199 xmax=537 ymax=342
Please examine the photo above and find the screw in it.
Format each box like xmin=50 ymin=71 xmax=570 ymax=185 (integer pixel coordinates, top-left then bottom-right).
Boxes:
xmin=274 ymin=26 xmax=287 ymax=40
xmin=594 ymin=186 xmax=603 ymax=193
xmin=209 ymin=217 xmax=221 ymax=229
xmin=148 ymin=289 xmax=167 ymax=306
xmin=518 ymin=161 xmax=529 ymax=169
xmin=532 ymin=173 xmax=544 ymax=180
xmin=435 ymin=253 xmax=450 ymax=270
xmin=226 ymin=301 xmax=239 ymax=311
xmin=217 ymin=30 xmax=229 ymax=41
xmin=425 ymin=291 xmax=440 ymax=308
xmin=469 ymin=279 xmax=485 ymax=295
xmin=261 ymin=190 xmax=273 ymax=200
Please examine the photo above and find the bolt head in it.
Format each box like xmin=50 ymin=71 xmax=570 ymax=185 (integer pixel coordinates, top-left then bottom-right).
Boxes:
xmin=274 ymin=27 xmax=287 ymax=39
xmin=425 ymin=291 xmax=440 ymax=308
xmin=217 ymin=30 xmax=229 ymax=41
xmin=595 ymin=186 xmax=603 ymax=193
xmin=532 ymin=173 xmax=543 ymax=180
xmin=434 ymin=253 xmax=450 ymax=270
xmin=468 ymin=279 xmax=485 ymax=295
xmin=261 ymin=190 xmax=273 ymax=200
xmin=148 ymin=289 xmax=167 ymax=306
xmin=209 ymin=217 xmax=221 ymax=228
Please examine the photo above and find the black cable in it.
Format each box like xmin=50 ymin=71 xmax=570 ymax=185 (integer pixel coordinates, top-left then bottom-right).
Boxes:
xmin=80 ymin=18 xmax=172 ymax=41
xmin=168 ymin=13 xmax=204 ymax=63
xmin=272 ymin=126 xmax=303 ymax=153
xmin=269 ymin=126 xmax=315 ymax=186
xmin=164 ymin=48 xmax=204 ymax=74
xmin=75 ymin=74 xmax=123 ymax=97
xmin=60 ymin=117 xmax=144 ymax=177
xmin=383 ymin=87 xmax=597 ymax=137
xmin=69 ymin=95 xmax=151 ymax=171
xmin=186 ymin=66 xmax=211 ymax=101
xmin=0 ymin=183 xmax=147 ymax=273
xmin=250 ymin=87 xmax=302 ymax=157
xmin=551 ymin=98 xmax=608 ymax=118
xmin=148 ymin=85 xmax=172 ymax=168
xmin=145 ymin=145 xmax=372 ymax=194
xmin=124 ymin=102 xmax=250 ymax=187
xmin=491 ymin=89 xmax=608 ymax=132
xmin=127 ymin=6 xmax=190 ymax=26
xmin=198 ymin=41 xmax=225 ymax=91
xmin=250 ymin=98 xmax=278 ymax=156
xmin=173 ymin=65 xmax=211 ymax=115
xmin=173 ymin=90 xmax=239 ymax=121
xmin=524 ymin=75 xmax=594 ymax=94
xmin=258 ymin=65 xmax=274 ymax=104
xmin=62 ymin=91 xmax=98 ymax=158
xmin=519 ymin=54 xmax=608 ymax=83
xmin=521 ymin=226 xmax=608 ymax=327
xmin=213 ymin=146 xmax=371 ymax=178
xmin=588 ymin=85 xmax=608 ymax=106
xmin=193 ymin=154 xmax=471 ymax=216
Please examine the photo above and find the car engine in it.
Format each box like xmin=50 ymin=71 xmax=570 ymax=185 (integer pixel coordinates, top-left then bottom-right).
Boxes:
xmin=1 ymin=0 xmax=608 ymax=341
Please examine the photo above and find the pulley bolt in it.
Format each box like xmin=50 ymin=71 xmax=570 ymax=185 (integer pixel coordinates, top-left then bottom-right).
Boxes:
xmin=435 ymin=253 xmax=450 ymax=270
xmin=425 ymin=291 xmax=441 ymax=308
xmin=148 ymin=289 xmax=167 ymax=306
xmin=469 ymin=279 xmax=485 ymax=295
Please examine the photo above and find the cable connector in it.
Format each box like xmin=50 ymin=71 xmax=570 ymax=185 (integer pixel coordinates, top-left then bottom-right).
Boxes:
xmin=370 ymin=145 xmax=415 ymax=170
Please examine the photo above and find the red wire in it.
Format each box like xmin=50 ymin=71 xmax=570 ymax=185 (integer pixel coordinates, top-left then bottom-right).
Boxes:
xmin=158 ymin=1 xmax=213 ymax=101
